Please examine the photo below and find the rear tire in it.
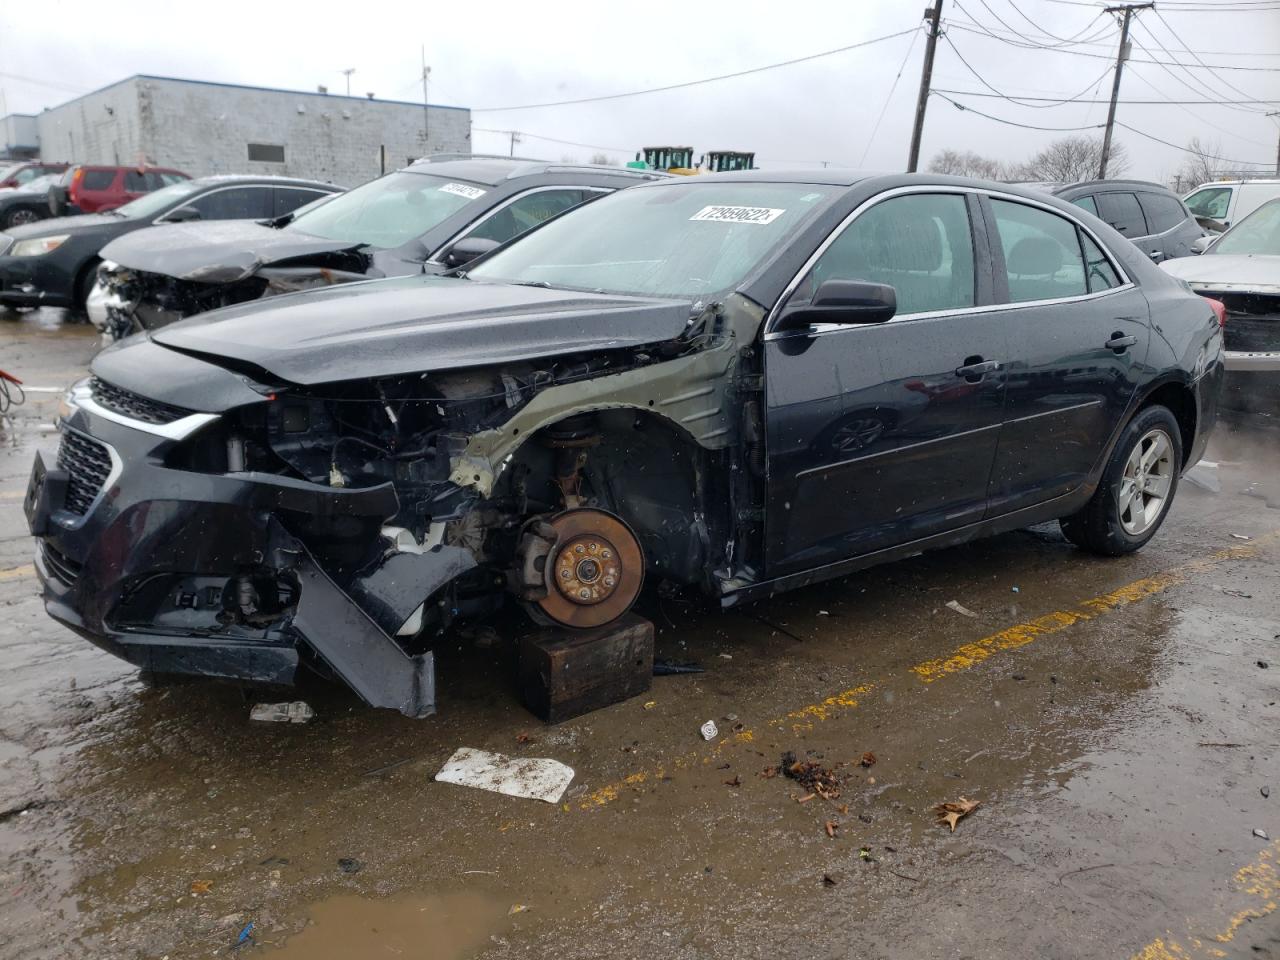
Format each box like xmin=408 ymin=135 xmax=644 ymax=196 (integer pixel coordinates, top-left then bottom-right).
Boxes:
xmin=2 ymin=205 xmax=43 ymax=230
xmin=1060 ymin=404 xmax=1182 ymax=556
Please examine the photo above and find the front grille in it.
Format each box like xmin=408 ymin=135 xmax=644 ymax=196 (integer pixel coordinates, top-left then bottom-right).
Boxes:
xmin=90 ymin=376 xmax=192 ymax=425
xmin=56 ymin=428 xmax=113 ymax=516
xmin=41 ymin=543 xmax=82 ymax=587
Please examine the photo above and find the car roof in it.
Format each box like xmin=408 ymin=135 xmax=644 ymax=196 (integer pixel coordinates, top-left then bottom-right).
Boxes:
xmin=403 ymin=155 xmax=669 ymax=186
xmin=186 ymin=174 xmax=340 ymax=191
xmin=1053 ymin=179 xmax=1177 ymax=197
xmin=620 ymin=170 xmax=1090 ymax=205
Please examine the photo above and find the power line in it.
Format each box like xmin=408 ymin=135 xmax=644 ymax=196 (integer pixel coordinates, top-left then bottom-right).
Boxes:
xmin=944 ymin=20 xmax=1280 ymax=69
xmin=859 ymin=27 xmax=924 ymax=166
xmin=1115 ymin=120 xmax=1272 ymax=164
xmin=933 ymin=91 xmax=1106 ymax=130
xmin=942 ymin=31 xmax=1115 ymax=108
xmin=932 ymin=87 xmax=1280 ymax=105
xmin=974 ymin=0 xmax=1109 ymax=47
xmin=1123 ymin=63 xmax=1276 ymax=146
xmin=935 ymin=89 xmax=1274 ymax=165
xmin=473 ymin=127 xmax=630 ymax=154
xmin=471 ymin=27 xmax=920 ymax=113
xmin=1151 ymin=7 xmax=1270 ymax=107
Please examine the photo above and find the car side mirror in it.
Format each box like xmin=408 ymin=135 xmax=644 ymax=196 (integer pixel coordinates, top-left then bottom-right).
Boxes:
xmin=1190 ymin=235 xmax=1215 ymax=255
xmin=163 ymin=206 xmax=202 ymax=223
xmin=777 ymin=279 xmax=897 ymax=330
xmin=444 ymin=236 xmax=500 ymax=268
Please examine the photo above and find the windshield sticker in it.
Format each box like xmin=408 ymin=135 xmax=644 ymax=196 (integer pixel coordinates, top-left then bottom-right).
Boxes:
xmin=439 ymin=182 xmax=487 ymax=200
xmin=800 ymin=192 xmax=823 ymax=203
xmin=689 ymin=205 xmax=785 ymax=225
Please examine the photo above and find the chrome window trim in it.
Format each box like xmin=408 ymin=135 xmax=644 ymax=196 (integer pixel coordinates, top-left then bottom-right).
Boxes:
xmin=150 ymin=183 xmax=277 ymax=226
xmin=763 ymin=184 xmax=1133 ymax=338
xmin=51 ymin=425 xmax=122 ymax=530
xmin=432 ymin=184 xmax=612 ymax=259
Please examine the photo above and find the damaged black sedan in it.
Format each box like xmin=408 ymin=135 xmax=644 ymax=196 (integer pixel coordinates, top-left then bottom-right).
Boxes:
xmin=26 ymin=172 xmax=1223 ymax=717
xmin=91 ymin=156 xmax=665 ymax=339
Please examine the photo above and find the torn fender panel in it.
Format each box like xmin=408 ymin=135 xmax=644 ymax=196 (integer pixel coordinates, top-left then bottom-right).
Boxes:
xmin=448 ymin=294 xmax=766 ymax=496
xmin=99 ymin=220 xmax=366 ymax=284
xmin=152 ymin=276 xmax=699 ymax=385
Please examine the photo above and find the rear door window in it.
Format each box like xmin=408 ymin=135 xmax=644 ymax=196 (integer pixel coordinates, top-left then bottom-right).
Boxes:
xmin=189 ymin=186 xmax=274 ymax=221
xmin=462 ymin=188 xmax=592 ymax=244
xmin=1081 ymin=234 xmax=1121 ymax=292
xmin=1137 ymin=192 xmax=1187 ymax=234
xmin=82 ymin=169 xmax=115 ymax=191
xmin=1096 ymin=192 xmax=1149 ymax=238
xmin=124 ymin=171 xmax=150 ymax=192
xmin=800 ymin=192 xmax=976 ymax=316
xmin=1071 ymin=195 xmax=1098 ymax=216
xmin=990 ymin=199 xmax=1087 ymax=303
xmin=274 ymin=187 xmax=330 ymax=218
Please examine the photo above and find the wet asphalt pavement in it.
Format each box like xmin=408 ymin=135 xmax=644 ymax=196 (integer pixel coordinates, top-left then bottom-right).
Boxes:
xmin=0 ymin=308 xmax=1277 ymax=960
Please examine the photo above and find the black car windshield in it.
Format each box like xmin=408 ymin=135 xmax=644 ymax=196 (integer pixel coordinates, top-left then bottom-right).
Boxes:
xmin=467 ymin=182 xmax=836 ymax=298
xmin=289 ymin=171 xmax=489 ymax=249
xmin=113 ymin=180 xmax=207 ymax=220
xmin=1211 ymin=198 xmax=1280 ymax=257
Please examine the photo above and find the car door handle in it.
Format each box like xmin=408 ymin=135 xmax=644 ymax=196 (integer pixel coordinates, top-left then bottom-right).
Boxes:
xmin=1106 ymin=333 xmax=1137 ymax=352
xmin=955 ymin=358 xmax=1001 ymax=382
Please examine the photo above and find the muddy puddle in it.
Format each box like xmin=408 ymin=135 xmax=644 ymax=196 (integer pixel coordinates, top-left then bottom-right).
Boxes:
xmin=267 ymin=890 xmax=513 ymax=958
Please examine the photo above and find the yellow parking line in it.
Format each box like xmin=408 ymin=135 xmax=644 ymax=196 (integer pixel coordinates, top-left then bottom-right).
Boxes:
xmin=0 ymin=564 xmax=35 ymax=582
xmin=1130 ymin=841 xmax=1279 ymax=959
xmin=574 ymin=536 xmax=1273 ymax=812
xmin=911 ymin=540 xmax=1263 ymax=684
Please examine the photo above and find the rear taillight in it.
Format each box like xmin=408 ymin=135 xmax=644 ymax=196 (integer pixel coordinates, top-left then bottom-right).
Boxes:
xmin=1204 ymin=297 xmax=1227 ymax=327
xmin=69 ymin=168 xmax=84 ymax=203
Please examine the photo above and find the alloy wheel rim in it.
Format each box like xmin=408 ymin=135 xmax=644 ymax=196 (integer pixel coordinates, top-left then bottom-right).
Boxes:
xmin=1118 ymin=428 xmax=1174 ymax=536
xmin=9 ymin=209 xmax=37 ymax=226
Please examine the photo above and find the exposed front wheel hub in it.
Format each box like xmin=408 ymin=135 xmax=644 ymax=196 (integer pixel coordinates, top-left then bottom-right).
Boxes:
xmin=537 ymin=509 xmax=643 ymax=628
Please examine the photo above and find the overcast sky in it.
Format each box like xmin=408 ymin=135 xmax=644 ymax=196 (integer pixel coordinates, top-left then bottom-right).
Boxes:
xmin=2 ymin=0 xmax=1277 ymax=182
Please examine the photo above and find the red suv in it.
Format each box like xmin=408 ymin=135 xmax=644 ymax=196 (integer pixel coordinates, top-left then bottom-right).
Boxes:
xmin=0 ymin=161 xmax=70 ymax=189
xmin=48 ymin=165 xmax=190 ymax=216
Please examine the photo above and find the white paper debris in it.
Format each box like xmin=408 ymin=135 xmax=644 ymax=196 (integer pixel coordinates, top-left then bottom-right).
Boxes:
xmin=946 ymin=600 xmax=979 ymax=619
xmin=435 ymin=747 xmax=574 ymax=804
xmin=700 ymin=720 xmax=719 ymax=741
xmin=250 ymin=701 xmax=314 ymax=724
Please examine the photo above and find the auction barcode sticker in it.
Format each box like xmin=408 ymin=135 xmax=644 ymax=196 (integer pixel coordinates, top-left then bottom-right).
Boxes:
xmin=439 ymin=182 xmax=487 ymax=200
xmin=689 ymin=205 xmax=785 ymax=225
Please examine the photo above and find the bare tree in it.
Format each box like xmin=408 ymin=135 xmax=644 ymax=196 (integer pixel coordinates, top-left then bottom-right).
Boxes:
xmin=927 ymin=149 xmax=1005 ymax=180
xmin=1171 ymin=138 xmax=1221 ymax=194
xmin=1021 ymin=136 xmax=1129 ymax=183
xmin=589 ymin=152 xmax=618 ymax=167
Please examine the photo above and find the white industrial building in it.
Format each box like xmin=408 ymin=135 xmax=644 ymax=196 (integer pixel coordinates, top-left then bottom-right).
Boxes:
xmin=2 ymin=75 xmax=471 ymax=186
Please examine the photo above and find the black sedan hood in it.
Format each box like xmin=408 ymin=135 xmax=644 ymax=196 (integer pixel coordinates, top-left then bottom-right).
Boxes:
xmin=100 ymin=220 xmax=365 ymax=283
xmin=151 ymin=275 xmax=695 ymax=385
xmin=5 ymin=212 xmax=123 ymax=239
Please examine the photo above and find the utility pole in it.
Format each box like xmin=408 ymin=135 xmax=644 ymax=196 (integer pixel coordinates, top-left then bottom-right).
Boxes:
xmin=509 ymin=130 xmax=522 ymax=157
xmin=421 ymin=47 xmax=431 ymax=156
xmin=341 ymin=68 xmax=355 ymax=97
xmin=907 ymin=0 xmax=943 ymax=174
xmin=1099 ymin=3 xmax=1153 ymax=179
xmin=1269 ymin=112 xmax=1280 ymax=176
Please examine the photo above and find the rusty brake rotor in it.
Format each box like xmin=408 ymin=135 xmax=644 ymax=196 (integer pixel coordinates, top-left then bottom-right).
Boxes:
xmin=535 ymin=508 xmax=644 ymax=629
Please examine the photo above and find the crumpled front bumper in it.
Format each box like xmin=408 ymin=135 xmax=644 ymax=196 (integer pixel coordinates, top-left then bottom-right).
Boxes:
xmin=24 ymin=397 xmax=468 ymax=715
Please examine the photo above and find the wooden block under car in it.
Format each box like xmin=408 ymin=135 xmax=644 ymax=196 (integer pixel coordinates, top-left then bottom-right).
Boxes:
xmin=518 ymin=612 xmax=654 ymax=723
